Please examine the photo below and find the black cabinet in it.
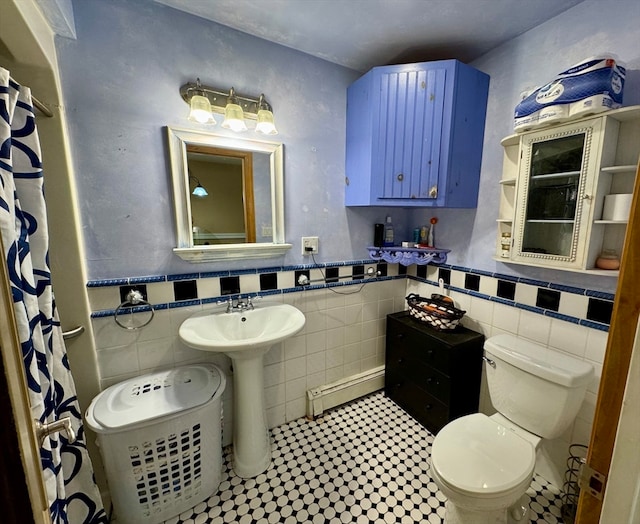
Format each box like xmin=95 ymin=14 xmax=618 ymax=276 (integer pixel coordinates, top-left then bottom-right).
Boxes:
xmin=385 ymin=311 xmax=484 ymax=434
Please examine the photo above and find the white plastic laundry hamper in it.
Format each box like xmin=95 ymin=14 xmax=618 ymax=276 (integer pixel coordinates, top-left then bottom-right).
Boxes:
xmin=85 ymin=364 xmax=226 ymax=524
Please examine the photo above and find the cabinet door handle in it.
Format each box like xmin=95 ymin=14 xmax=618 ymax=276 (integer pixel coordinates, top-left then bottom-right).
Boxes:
xmin=397 ymin=173 xmax=404 ymax=182
xmin=429 ymin=185 xmax=438 ymax=198
xmin=425 ymin=404 xmax=432 ymax=410
xmin=396 ymin=358 xmax=404 ymax=365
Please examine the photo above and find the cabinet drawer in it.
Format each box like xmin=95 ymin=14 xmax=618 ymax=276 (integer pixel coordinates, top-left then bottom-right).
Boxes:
xmin=385 ymin=378 xmax=449 ymax=434
xmin=386 ymin=354 xmax=450 ymax=403
xmin=387 ymin=325 xmax=450 ymax=372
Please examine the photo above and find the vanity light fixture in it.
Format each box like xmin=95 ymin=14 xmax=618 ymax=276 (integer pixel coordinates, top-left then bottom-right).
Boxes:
xmin=221 ymin=88 xmax=248 ymax=132
xmin=187 ymin=79 xmax=216 ymax=124
xmin=255 ymin=95 xmax=277 ymax=135
xmin=189 ymin=175 xmax=208 ymax=198
xmin=180 ymin=80 xmax=278 ymax=135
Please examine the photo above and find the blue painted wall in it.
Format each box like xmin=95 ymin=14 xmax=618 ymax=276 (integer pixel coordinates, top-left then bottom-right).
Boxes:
xmin=56 ymin=0 xmax=639 ymax=294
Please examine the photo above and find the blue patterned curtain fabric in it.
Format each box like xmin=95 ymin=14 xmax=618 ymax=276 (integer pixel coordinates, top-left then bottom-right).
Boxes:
xmin=0 ymin=68 xmax=106 ymax=523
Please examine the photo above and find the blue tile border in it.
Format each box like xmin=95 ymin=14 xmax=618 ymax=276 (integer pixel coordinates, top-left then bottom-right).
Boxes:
xmin=229 ymin=268 xmax=257 ymax=276
xmin=579 ymin=319 xmax=610 ymax=332
xmin=549 ymin=283 xmax=587 ymax=295
xmin=167 ymin=272 xmax=200 ymax=282
xmin=515 ymin=303 xmax=546 ymax=315
xmin=129 ymin=275 xmax=166 ymax=284
xmin=544 ymin=310 xmax=581 ymax=324
xmin=495 ymin=273 xmax=519 ymax=283
xmin=585 ymin=290 xmax=615 ymax=301
xmin=88 ymin=261 xmax=614 ymax=331
xmin=87 ymin=278 xmax=129 ymax=288
xmin=257 ymin=266 xmax=283 ymax=274
xmin=200 ymin=270 xmax=230 ymax=279
xmin=489 ymin=296 xmax=516 ymax=307
xmin=168 ymin=299 xmax=201 ymax=308
xmin=518 ymin=277 xmax=550 ymax=288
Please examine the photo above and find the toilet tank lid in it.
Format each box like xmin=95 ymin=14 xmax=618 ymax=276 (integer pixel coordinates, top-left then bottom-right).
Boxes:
xmin=484 ymin=334 xmax=593 ymax=388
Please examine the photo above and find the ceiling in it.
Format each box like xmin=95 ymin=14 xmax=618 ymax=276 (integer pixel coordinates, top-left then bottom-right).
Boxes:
xmin=154 ymin=0 xmax=585 ymax=72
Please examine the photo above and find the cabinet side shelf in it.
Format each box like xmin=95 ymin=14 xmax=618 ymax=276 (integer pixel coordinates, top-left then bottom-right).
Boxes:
xmin=493 ymin=257 xmax=619 ymax=276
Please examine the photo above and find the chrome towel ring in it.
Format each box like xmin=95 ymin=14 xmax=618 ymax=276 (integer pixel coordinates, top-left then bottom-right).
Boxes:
xmin=114 ymin=289 xmax=155 ymax=330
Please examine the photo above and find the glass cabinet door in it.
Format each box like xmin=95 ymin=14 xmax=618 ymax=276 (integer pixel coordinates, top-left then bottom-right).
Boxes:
xmin=521 ymin=133 xmax=584 ymax=257
xmin=513 ymin=118 xmax=602 ymax=268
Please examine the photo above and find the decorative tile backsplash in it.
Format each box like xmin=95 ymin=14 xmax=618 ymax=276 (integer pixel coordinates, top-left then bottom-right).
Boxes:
xmin=87 ymin=260 xmax=614 ymax=331
xmin=87 ymin=259 xmax=612 ymax=457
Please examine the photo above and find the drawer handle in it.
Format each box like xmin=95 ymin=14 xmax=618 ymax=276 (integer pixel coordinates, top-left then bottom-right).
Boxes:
xmin=396 ymin=358 xmax=403 ymax=364
xmin=425 ymin=404 xmax=432 ymax=410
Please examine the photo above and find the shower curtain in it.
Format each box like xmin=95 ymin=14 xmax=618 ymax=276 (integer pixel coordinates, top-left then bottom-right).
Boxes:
xmin=0 ymin=68 xmax=107 ymax=523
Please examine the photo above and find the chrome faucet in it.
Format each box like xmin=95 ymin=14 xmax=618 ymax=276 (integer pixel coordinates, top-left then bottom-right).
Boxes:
xmin=235 ymin=297 xmax=252 ymax=312
xmin=218 ymin=295 xmax=260 ymax=313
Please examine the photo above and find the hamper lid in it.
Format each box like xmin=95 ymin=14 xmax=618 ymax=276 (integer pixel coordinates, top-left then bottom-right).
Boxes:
xmin=90 ymin=364 xmax=224 ymax=430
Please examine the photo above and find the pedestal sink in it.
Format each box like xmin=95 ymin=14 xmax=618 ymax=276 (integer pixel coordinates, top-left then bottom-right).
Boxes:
xmin=179 ymin=302 xmax=305 ymax=477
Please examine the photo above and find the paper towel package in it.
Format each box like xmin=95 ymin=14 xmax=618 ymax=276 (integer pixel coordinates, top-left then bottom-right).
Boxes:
xmin=514 ymin=55 xmax=626 ymax=132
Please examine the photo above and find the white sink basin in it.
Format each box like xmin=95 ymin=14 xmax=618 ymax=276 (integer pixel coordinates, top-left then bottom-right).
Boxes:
xmin=178 ymin=302 xmax=305 ymax=478
xmin=179 ymin=303 xmax=305 ymax=353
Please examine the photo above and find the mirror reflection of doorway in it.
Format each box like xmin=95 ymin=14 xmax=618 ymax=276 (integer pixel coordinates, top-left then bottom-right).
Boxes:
xmin=186 ymin=145 xmax=256 ymax=245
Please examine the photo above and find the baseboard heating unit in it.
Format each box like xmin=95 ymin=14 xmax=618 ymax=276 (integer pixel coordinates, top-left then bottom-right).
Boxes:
xmin=306 ymin=365 xmax=385 ymax=419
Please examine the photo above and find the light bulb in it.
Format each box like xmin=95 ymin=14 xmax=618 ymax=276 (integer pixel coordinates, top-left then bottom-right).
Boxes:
xmin=222 ymin=103 xmax=247 ymax=132
xmin=256 ymin=109 xmax=278 ymax=135
xmin=188 ymin=94 xmax=215 ymax=124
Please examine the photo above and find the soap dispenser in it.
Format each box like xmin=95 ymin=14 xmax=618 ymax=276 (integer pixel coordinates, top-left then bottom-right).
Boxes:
xmin=384 ymin=216 xmax=394 ymax=246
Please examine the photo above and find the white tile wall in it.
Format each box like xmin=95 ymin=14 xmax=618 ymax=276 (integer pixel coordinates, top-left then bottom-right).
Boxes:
xmin=88 ymin=267 xmax=609 ymax=470
xmin=90 ymin=280 xmax=406 ymax=446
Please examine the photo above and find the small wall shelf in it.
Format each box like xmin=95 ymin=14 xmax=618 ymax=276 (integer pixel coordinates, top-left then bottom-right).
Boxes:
xmin=367 ymin=246 xmax=450 ymax=266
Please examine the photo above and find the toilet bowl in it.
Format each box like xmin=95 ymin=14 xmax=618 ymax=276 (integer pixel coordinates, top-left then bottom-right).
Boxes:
xmin=430 ymin=333 xmax=593 ymax=524
xmin=431 ymin=413 xmax=537 ymax=523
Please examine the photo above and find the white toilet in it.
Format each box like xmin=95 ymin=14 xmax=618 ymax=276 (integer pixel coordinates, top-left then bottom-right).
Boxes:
xmin=430 ymin=333 xmax=594 ymax=524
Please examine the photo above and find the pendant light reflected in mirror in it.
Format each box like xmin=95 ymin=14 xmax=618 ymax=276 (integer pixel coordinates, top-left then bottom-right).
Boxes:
xmin=189 ymin=175 xmax=208 ymax=198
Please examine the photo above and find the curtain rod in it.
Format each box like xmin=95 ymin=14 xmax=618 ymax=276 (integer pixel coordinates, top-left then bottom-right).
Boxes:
xmin=7 ymin=74 xmax=54 ymax=118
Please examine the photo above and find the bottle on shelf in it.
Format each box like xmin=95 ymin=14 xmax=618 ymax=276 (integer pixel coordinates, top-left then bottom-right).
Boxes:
xmin=501 ymin=232 xmax=512 ymax=258
xmin=384 ymin=216 xmax=394 ymax=246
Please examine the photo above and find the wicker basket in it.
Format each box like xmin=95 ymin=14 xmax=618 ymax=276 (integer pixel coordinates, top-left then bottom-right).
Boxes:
xmin=406 ymin=293 xmax=466 ymax=331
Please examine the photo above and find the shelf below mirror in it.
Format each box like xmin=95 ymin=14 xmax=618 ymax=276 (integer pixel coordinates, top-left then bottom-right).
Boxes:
xmin=367 ymin=246 xmax=450 ymax=266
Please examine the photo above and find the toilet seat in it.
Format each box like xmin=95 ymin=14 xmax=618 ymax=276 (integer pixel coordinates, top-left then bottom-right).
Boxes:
xmin=431 ymin=413 xmax=536 ymax=498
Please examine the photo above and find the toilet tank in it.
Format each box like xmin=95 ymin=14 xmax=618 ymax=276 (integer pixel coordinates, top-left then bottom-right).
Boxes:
xmin=484 ymin=334 xmax=594 ymax=439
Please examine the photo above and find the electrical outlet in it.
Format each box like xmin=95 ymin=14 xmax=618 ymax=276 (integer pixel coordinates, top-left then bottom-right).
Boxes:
xmin=301 ymin=236 xmax=319 ymax=255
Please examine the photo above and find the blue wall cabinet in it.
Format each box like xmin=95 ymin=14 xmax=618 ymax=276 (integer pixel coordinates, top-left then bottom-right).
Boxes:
xmin=345 ymin=60 xmax=489 ymax=207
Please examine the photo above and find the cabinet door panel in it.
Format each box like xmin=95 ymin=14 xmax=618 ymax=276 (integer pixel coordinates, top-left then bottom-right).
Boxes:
xmin=376 ymin=68 xmax=446 ymax=200
xmin=513 ymin=119 xmax=603 ymax=268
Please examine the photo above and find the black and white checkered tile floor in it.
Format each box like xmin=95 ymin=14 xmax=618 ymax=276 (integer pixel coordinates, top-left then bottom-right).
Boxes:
xmin=167 ymin=392 xmax=564 ymax=524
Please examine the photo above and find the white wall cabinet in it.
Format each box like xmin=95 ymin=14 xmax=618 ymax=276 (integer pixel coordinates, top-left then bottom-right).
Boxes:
xmin=495 ymin=106 xmax=640 ymax=275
